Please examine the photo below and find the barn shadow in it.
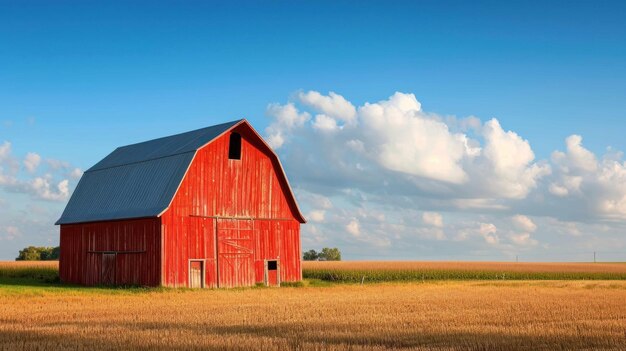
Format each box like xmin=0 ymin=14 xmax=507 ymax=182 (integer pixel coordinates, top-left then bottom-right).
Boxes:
xmin=0 ymin=276 xmax=62 ymax=288
xmin=139 ymin=321 xmax=626 ymax=350
xmin=0 ymin=329 xmax=227 ymax=351
xmin=0 ymin=276 xmax=157 ymax=293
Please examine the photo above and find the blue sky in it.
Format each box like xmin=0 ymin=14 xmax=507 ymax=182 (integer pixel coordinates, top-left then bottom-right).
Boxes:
xmin=1 ymin=1 xmax=626 ymax=260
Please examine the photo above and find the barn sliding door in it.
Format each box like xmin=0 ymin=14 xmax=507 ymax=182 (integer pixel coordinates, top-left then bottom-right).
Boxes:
xmin=101 ymin=253 xmax=116 ymax=286
xmin=216 ymin=219 xmax=254 ymax=288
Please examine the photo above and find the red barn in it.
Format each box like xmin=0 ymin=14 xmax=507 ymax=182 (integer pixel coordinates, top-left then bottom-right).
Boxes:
xmin=56 ymin=120 xmax=306 ymax=288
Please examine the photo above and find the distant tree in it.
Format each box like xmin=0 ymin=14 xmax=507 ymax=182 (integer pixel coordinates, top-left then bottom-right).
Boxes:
xmin=16 ymin=246 xmax=43 ymax=261
xmin=40 ymin=247 xmax=60 ymax=260
xmin=51 ymin=246 xmax=60 ymax=259
xmin=303 ymin=249 xmax=319 ymax=261
xmin=16 ymin=246 xmax=60 ymax=261
xmin=318 ymin=247 xmax=341 ymax=261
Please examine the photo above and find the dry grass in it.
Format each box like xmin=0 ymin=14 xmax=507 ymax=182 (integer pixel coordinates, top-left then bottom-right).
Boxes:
xmin=1 ymin=281 xmax=625 ymax=350
xmin=1 ymin=261 xmax=625 ymax=350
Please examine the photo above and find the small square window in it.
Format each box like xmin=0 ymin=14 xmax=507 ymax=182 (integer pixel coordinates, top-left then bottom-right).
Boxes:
xmin=267 ymin=260 xmax=278 ymax=271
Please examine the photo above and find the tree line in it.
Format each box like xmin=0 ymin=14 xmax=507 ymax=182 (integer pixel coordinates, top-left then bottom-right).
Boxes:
xmin=303 ymin=247 xmax=341 ymax=261
xmin=16 ymin=246 xmax=60 ymax=261
xmin=16 ymin=245 xmax=339 ymax=261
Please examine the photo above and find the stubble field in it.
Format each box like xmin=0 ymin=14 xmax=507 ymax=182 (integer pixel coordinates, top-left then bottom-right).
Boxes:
xmin=1 ymin=261 xmax=625 ymax=350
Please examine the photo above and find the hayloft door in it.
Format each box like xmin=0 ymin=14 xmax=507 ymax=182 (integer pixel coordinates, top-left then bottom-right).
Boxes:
xmin=101 ymin=253 xmax=116 ymax=286
xmin=216 ymin=218 xmax=255 ymax=288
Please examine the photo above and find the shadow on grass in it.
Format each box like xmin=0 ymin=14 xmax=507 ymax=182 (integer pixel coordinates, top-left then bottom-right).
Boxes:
xmin=0 ymin=262 xmax=331 ymax=293
xmin=0 ymin=277 xmax=166 ymax=294
xmin=2 ymin=319 xmax=624 ymax=351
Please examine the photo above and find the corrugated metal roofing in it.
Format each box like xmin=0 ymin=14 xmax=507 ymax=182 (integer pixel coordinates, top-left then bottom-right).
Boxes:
xmin=89 ymin=120 xmax=242 ymax=171
xmin=56 ymin=120 xmax=242 ymax=225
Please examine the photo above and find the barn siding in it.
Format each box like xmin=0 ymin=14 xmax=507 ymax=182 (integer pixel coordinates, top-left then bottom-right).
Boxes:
xmin=161 ymin=126 xmax=296 ymax=219
xmin=161 ymin=125 xmax=302 ymax=287
xmin=279 ymin=220 xmax=302 ymax=282
xmin=253 ymin=219 xmax=301 ymax=284
xmin=59 ymin=218 xmax=161 ymax=286
xmin=160 ymin=216 xmax=217 ymax=288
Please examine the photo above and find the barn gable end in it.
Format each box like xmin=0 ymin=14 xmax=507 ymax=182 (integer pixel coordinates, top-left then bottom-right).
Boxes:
xmin=160 ymin=122 xmax=303 ymax=287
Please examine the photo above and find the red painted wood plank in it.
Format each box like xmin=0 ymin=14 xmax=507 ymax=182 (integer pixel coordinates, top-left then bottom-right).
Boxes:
xmin=59 ymin=218 xmax=160 ymax=286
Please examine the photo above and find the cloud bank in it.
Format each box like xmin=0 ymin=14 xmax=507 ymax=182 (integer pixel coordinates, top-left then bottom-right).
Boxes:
xmin=266 ymin=91 xmax=626 ymax=259
xmin=0 ymin=141 xmax=78 ymax=201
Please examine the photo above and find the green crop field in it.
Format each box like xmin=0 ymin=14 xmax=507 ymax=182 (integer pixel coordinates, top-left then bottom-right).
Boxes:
xmin=302 ymin=261 xmax=626 ymax=282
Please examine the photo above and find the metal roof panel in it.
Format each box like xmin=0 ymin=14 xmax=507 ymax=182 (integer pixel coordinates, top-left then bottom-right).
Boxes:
xmin=56 ymin=152 xmax=195 ymax=224
xmin=89 ymin=120 xmax=242 ymax=171
xmin=56 ymin=120 xmax=242 ymax=225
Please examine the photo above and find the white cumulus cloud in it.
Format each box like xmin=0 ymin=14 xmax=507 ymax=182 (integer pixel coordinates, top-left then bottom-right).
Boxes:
xmin=23 ymin=152 xmax=41 ymax=173
xmin=0 ymin=141 xmax=75 ymax=202
xmin=31 ymin=177 xmax=69 ymax=201
xmin=422 ymin=212 xmax=443 ymax=228
xmin=312 ymin=114 xmax=339 ymax=132
xmin=549 ymin=135 xmax=626 ymax=220
xmin=265 ymin=102 xmax=311 ymax=149
xmin=479 ymin=223 xmax=499 ymax=245
xmin=511 ymin=215 xmax=537 ymax=233
xmin=308 ymin=210 xmax=325 ymax=222
xmin=509 ymin=232 xmax=538 ymax=246
xmin=478 ymin=119 xmax=551 ymax=199
xmin=359 ymin=92 xmax=473 ymax=184
xmin=346 ymin=218 xmax=360 ymax=237
xmin=553 ymin=135 xmax=598 ymax=172
xmin=70 ymin=168 xmax=83 ymax=179
xmin=298 ymin=91 xmax=357 ymax=126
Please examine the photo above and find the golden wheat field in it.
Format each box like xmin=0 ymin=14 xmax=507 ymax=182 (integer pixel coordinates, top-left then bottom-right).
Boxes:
xmin=1 ymin=261 xmax=626 ymax=350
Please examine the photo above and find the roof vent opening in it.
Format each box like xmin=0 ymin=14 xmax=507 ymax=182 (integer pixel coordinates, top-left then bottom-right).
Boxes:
xmin=228 ymin=132 xmax=242 ymax=160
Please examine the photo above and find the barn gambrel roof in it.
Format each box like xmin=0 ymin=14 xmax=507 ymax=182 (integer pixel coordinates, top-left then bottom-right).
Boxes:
xmin=56 ymin=119 xmax=306 ymax=225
